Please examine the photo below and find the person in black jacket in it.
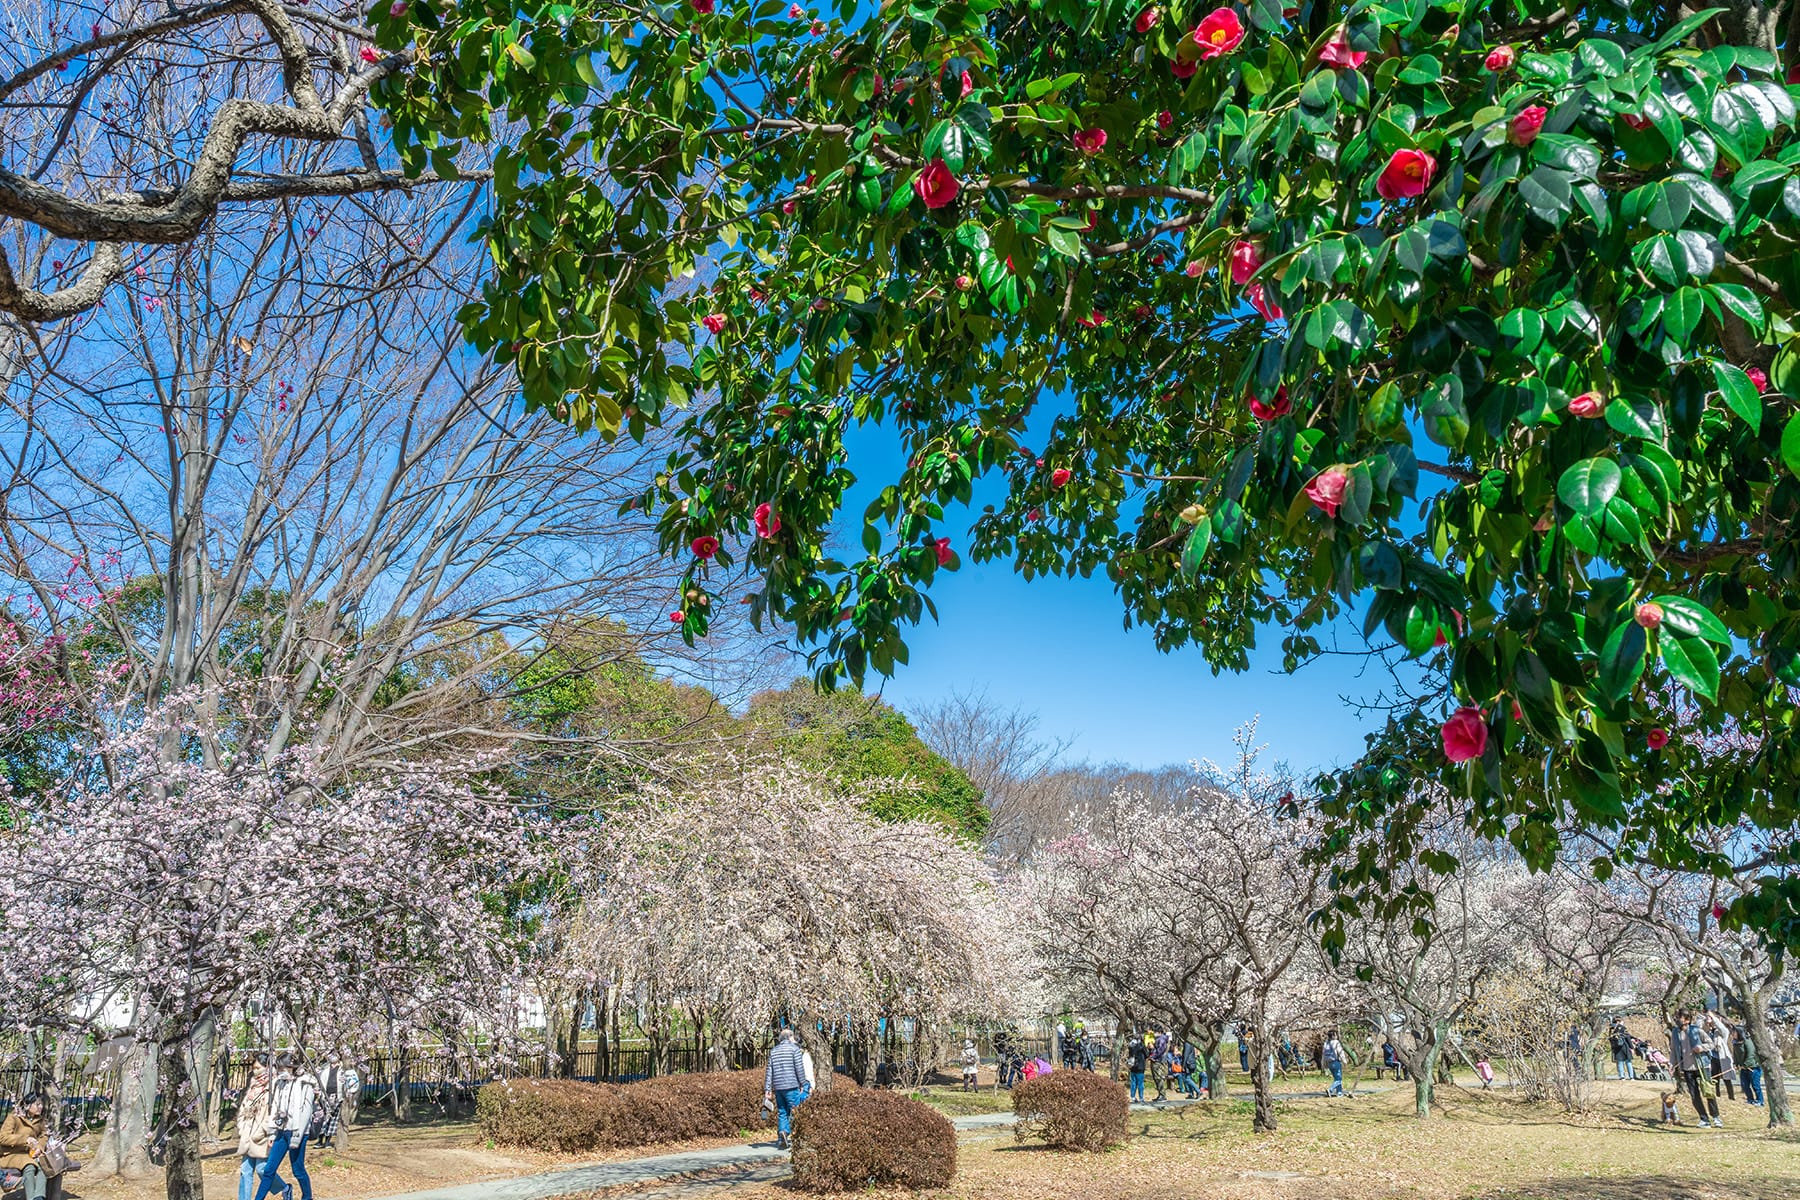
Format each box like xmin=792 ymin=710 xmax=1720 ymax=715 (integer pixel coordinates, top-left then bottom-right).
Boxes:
xmin=1126 ymin=1035 xmax=1150 ymax=1103
xmin=1608 ymin=1020 xmax=1635 ymax=1080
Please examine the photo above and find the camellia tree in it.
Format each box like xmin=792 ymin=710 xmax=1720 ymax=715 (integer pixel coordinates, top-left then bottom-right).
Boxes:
xmin=362 ymin=1 xmax=1800 ymax=944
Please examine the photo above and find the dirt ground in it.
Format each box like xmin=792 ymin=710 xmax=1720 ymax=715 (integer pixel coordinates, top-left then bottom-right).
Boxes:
xmin=54 ymin=1111 xmax=751 ymax=1200
xmin=46 ymin=1074 xmax=1800 ymax=1200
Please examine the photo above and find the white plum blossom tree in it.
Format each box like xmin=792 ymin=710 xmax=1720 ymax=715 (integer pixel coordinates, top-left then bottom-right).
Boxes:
xmin=561 ymin=760 xmax=1025 ymax=1081
xmin=0 ymin=690 xmax=536 ymax=1200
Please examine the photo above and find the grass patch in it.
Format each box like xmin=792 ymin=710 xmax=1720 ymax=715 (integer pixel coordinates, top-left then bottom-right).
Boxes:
xmin=731 ymin=1077 xmax=1800 ymax=1200
xmin=910 ymin=1089 xmax=1015 ymax=1117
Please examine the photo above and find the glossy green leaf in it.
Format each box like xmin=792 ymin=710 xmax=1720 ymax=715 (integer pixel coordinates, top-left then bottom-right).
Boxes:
xmin=1557 ymin=458 xmax=1622 ymax=518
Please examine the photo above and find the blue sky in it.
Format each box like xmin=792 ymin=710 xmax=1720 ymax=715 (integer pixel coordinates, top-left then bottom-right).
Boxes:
xmin=822 ymin=416 xmax=1411 ymax=775
xmin=866 ymin=548 xmax=1391 ymax=775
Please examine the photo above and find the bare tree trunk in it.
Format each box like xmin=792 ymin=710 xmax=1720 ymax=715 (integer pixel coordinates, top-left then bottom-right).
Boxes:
xmin=188 ymin=1010 xmax=219 ymax=1144
xmin=92 ymin=1039 xmax=159 ymax=1178
xmin=159 ymin=1036 xmax=205 ymax=1200
xmin=1249 ymin=1020 xmax=1276 ymax=1132
xmin=1194 ymin=1025 xmax=1226 ymax=1100
xmin=1745 ymin=1005 xmax=1794 ymax=1126
xmin=1411 ymin=1026 xmax=1446 ymax=1119
xmin=391 ymin=1042 xmax=411 ymax=1121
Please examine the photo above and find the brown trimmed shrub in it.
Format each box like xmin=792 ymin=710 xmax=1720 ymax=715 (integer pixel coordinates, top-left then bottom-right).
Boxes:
xmin=1011 ymin=1070 xmax=1129 ymax=1151
xmin=789 ymin=1088 xmax=956 ymax=1192
xmin=476 ymin=1071 xmax=861 ymax=1152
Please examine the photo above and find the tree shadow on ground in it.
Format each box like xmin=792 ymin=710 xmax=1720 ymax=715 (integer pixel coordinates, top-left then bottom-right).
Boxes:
xmin=1477 ymin=1176 xmax=1791 ymax=1200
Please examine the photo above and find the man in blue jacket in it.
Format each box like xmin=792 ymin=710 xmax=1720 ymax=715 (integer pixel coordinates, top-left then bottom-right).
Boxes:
xmin=763 ymin=1031 xmax=809 ymax=1149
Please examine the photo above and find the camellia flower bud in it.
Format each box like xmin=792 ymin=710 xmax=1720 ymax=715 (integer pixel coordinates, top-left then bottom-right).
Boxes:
xmin=1635 ymin=601 xmax=1664 ymax=630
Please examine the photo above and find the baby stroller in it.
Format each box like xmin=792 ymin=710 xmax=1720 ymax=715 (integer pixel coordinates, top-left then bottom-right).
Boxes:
xmin=1642 ymin=1047 xmax=1672 ymax=1082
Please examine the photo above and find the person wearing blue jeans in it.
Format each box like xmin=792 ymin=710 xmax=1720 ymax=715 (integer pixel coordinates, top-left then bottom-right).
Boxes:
xmin=1126 ymin=1037 xmax=1149 ymax=1102
xmin=1736 ymin=1028 xmax=1765 ymax=1106
xmin=1323 ymin=1031 xmax=1347 ymax=1097
xmin=253 ymin=1054 xmax=318 ymax=1200
xmin=763 ymin=1030 xmax=810 ymax=1150
xmin=236 ymin=1062 xmax=275 ymax=1200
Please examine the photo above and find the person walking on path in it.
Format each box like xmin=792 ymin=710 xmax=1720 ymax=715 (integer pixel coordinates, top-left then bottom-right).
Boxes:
xmin=1237 ymin=1024 xmax=1251 ymax=1074
xmin=1126 ymin=1035 xmax=1149 ymax=1103
xmin=237 ymin=1062 xmax=276 ymax=1200
xmin=1671 ymin=1011 xmax=1721 ymax=1128
xmin=316 ymin=1053 xmax=356 ymax=1152
xmin=762 ymin=1031 xmax=809 ymax=1150
xmin=0 ymin=1092 xmax=66 ymax=1200
xmin=960 ymin=1040 xmax=979 ymax=1093
xmin=253 ymin=1051 xmax=319 ymax=1200
xmin=1322 ymin=1030 xmax=1347 ymax=1097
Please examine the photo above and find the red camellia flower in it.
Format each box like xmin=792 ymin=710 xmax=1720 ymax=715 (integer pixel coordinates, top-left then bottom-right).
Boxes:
xmin=935 ymin=537 xmax=954 ymax=565
xmin=1509 ymin=105 xmax=1548 ymax=146
xmin=389 ymin=0 xmax=407 ymax=14
xmin=1747 ymin=366 xmax=1770 ymax=393
xmin=1622 ymin=113 xmax=1652 ymax=130
xmin=1230 ymin=239 xmax=1263 ymax=286
xmin=810 ymin=18 xmax=823 ymax=33
xmin=1376 ymin=149 xmax=1437 ymax=200
xmin=788 ymin=2 xmax=803 ymax=15
xmin=1249 ymin=386 xmax=1291 ymax=422
xmin=359 ymin=46 xmax=381 ymax=63
xmin=1568 ymin=391 xmax=1605 ymax=418
xmin=754 ymin=502 xmax=781 ymax=539
xmin=1077 ymin=310 xmax=1104 ymax=328
xmin=913 ymin=158 xmax=960 ymax=209
xmin=1134 ymin=6 xmax=1158 ymax=33
xmin=1484 ymin=44 xmax=1515 ymax=72
xmin=701 ymin=313 xmax=727 ymax=334
xmin=1051 ymin=467 xmax=1072 ymax=488
xmin=692 ymin=0 xmax=713 ymax=12
xmin=1073 ymin=127 xmax=1108 ymax=155
xmin=1192 ymin=7 xmax=1245 ymax=59
xmin=1028 ymin=507 xmax=1042 ymax=523
xmin=1648 ymin=727 xmax=1671 ymax=750
xmin=1319 ymin=29 xmax=1367 ymax=69
xmin=690 ymin=535 xmax=720 ymax=559
xmin=961 ymin=68 xmax=974 ymax=95
xmin=1245 ymin=281 xmax=1284 ymax=321
xmin=1635 ymin=601 xmax=1664 ymax=630
xmin=669 ymin=611 xmax=685 ymax=624
xmin=1441 ymin=707 xmax=1489 ymax=763
xmin=1172 ymin=58 xmax=1198 ymax=79
xmin=1184 ymin=260 xmax=1204 ymax=278
xmin=1303 ymin=466 xmax=1350 ymax=518
xmin=1157 ymin=109 xmax=1174 ymax=130
xmin=954 ymin=274 xmax=973 ymax=291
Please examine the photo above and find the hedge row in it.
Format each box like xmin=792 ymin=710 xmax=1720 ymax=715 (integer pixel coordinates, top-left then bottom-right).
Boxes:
xmin=1012 ymin=1070 xmax=1129 ymax=1152
xmin=789 ymin=1088 xmax=956 ymax=1192
xmin=476 ymin=1072 xmax=782 ymax=1151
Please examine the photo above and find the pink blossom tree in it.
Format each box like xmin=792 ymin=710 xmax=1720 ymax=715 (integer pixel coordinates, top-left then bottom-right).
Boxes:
xmin=0 ymin=691 xmax=536 ymax=1200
